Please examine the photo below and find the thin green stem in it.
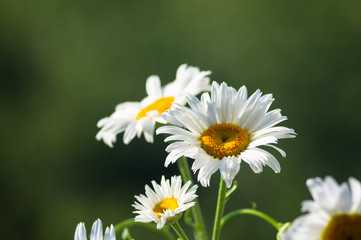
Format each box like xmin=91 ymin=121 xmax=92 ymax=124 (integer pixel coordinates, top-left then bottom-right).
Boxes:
xmin=211 ymin=176 xmax=227 ymax=240
xmin=114 ymin=218 xmax=174 ymax=240
xmin=171 ymin=222 xmax=190 ymax=240
xmin=177 ymin=157 xmax=208 ymax=240
xmin=221 ymin=208 xmax=282 ymax=230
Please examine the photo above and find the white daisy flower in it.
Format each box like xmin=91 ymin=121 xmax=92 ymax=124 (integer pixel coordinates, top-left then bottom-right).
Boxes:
xmin=156 ymin=81 xmax=295 ymax=188
xmin=132 ymin=175 xmax=198 ymax=229
xmin=96 ymin=64 xmax=211 ymax=147
xmin=281 ymin=176 xmax=361 ymax=240
xmin=74 ymin=218 xmax=116 ymax=240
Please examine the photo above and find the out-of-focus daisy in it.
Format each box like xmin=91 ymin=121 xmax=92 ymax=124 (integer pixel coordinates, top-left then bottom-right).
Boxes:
xmin=74 ymin=218 xmax=116 ymax=240
xmin=281 ymin=176 xmax=361 ymax=240
xmin=157 ymin=82 xmax=295 ymax=187
xmin=96 ymin=64 xmax=211 ymax=147
xmin=132 ymin=175 xmax=198 ymax=229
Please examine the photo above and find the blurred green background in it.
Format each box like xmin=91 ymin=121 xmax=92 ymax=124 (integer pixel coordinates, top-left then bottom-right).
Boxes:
xmin=1 ymin=0 xmax=361 ymax=239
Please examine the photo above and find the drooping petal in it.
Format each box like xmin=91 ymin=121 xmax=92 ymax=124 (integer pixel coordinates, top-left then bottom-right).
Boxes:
xmin=220 ymin=157 xmax=241 ymax=188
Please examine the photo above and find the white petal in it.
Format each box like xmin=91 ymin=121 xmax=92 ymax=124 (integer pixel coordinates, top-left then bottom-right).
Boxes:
xmin=123 ymin=122 xmax=137 ymax=144
xmin=248 ymin=136 xmax=278 ymax=148
xmin=250 ymin=109 xmax=287 ymax=132
xmin=90 ymin=219 xmax=103 ymax=240
xmin=307 ymin=177 xmax=335 ymax=209
xmin=146 ymin=75 xmax=162 ymax=99
xmin=193 ymin=156 xmax=221 ymax=187
xmin=145 ymin=185 xmax=161 ymax=204
xmin=163 ymin=64 xmax=211 ymax=102
xmin=74 ymin=222 xmax=87 ymax=240
xmin=104 ymin=225 xmax=116 ymax=240
xmin=335 ymin=183 xmax=352 ymax=213
xmin=265 ymin=144 xmax=286 ymax=157
xmin=142 ymin=119 xmax=155 ymax=143
xmin=220 ymin=157 xmax=241 ymax=188
xmin=241 ymin=148 xmax=281 ymax=173
xmin=252 ymin=126 xmax=296 ymax=140
xmin=349 ymin=177 xmax=361 ymax=213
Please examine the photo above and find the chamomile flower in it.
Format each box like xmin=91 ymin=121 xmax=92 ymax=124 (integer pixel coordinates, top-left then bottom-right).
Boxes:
xmin=74 ymin=219 xmax=115 ymax=240
xmin=132 ymin=175 xmax=198 ymax=229
xmin=157 ymin=82 xmax=295 ymax=188
xmin=281 ymin=176 xmax=361 ymax=240
xmin=96 ymin=64 xmax=211 ymax=147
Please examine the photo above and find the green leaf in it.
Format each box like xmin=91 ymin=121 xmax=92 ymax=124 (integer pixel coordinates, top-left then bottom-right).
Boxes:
xmin=225 ymin=180 xmax=238 ymax=200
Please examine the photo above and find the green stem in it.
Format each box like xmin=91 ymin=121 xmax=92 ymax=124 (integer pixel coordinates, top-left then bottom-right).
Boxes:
xmin=221 ymin=208 xmax=282 ymax=230
xmin=171 ymin=221 xmax=190 ymax=240
xmin=114 ymin=219 xmax=174 ymax=240
xmin=211 ymin=176 xmax=227 ymax=240
xmin=177 ymin=157 xmax=208 ymax=240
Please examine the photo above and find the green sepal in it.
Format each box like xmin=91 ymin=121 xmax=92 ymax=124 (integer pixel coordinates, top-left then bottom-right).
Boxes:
xmin=165 ymin=213 xmax=182 ymax=226
xmin=276 ymin=222 xmax=291 ymax=240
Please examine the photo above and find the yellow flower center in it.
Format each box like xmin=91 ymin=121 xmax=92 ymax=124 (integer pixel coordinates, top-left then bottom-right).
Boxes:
xmin=199 ymin=123 xmax=250 ymax=160
xmin=152 ymin=197 xmax=179 ymax=218
xmin=136 ymin=96 xmax=175 ymax=120
xmin=322 ymin=214 xmax=361 ymax=240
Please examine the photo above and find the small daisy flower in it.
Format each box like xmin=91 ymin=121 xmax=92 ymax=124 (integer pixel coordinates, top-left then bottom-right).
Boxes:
xmin=156 ymin=81 xmax=295 ymax=188
xmin=281 ymin=176 xmax=361 ymax=240
xmin=96 ymin=64 xmax=211 ymax=147
xmin=132 ymin=175 xmax=198 ymax=229
xmin=74 ymin=218 xmax=116 ymax=240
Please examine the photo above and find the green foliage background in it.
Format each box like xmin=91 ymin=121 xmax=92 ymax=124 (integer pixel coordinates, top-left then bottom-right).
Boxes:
xmin=1 ymin=0 xmax=361 ymax=239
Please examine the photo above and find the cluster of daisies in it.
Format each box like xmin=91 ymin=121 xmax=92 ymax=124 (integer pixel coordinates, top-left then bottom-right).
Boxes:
xmin=73 ymin=64 xmax=361 ymax=240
